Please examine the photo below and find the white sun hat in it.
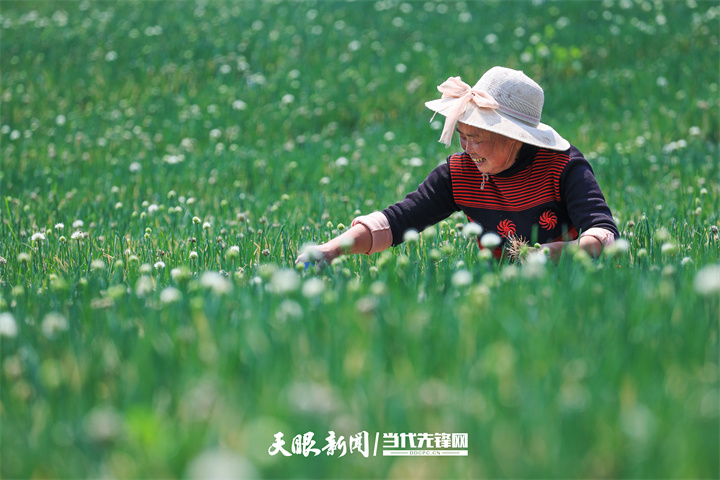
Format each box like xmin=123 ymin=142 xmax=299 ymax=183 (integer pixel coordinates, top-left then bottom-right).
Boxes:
xmin=425 ymin=66 xmax=571 ymax=151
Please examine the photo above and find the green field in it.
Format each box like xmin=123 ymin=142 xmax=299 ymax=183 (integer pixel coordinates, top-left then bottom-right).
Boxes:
xmin=1 ymin=0 xmax=719 ymax=478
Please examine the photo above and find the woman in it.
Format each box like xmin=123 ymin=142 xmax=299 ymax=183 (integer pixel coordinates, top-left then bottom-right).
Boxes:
xmin=297 ymin=66 xmax=618 ymax=266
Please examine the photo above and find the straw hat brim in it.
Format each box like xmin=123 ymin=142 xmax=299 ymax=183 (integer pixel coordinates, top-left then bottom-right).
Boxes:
xmin=425 ymin=97 xmax=570 ymax=151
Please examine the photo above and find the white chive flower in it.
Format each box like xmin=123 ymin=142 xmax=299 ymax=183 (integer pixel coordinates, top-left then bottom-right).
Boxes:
xmin=694 ymin=264 xmax=720 ymax=296
xmin=200 ymin=271 xmax=232 ymax=295
xmin=451 ymin=269 xmax=473 ymax=287
xmin=135 ymin=276 xmax=154 ymax=296
xmin=480 ymin=232 xmax=502 ymax=248
xmin=270 ymin=269 xmax=300 ymax=294
xmin=160 ymin=287 xmax=182 ymax=304
xmin=0 ymin=312 xmax=18 ymax=338
xmin=302 ymin=278 xmax=325 ymax=298
xmin=41 ymin=312 xmax=69 ymax=338
xmin=90 ymin=259 xmax=106 ymax=271
xmin=462 ymin=222 xmax=483 ymax=238
xmin=403 ymin=229 xmax=419 ymax=243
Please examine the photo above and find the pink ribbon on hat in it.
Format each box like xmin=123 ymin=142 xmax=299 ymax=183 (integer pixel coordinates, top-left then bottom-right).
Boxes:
xmin=434 ymin=76 xmax=500 ymax=147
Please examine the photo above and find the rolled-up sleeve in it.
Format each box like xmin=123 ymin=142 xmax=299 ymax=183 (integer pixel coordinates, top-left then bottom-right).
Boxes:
xmin=351 ymin=212 xmax=393 ymax=254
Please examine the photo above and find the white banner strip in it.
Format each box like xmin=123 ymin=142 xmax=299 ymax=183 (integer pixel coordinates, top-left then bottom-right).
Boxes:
xmin=383 ymin=450 xmax=468 ymax=456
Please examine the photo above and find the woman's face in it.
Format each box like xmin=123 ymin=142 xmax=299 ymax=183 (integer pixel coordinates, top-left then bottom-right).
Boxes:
xmin=456 ymin=122 xmax=520 ymax=175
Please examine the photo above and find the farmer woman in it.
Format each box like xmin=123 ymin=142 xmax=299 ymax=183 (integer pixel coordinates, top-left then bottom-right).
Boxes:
xmin=297 ymin=66 xmax=618 ymax=265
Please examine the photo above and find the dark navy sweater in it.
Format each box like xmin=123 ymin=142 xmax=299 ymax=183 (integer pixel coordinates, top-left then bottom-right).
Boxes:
xmin=382 ymin=143 xmax=619 ymax=253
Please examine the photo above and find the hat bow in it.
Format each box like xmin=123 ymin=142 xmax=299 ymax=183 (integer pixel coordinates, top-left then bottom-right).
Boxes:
xmin=435 ymin=76 xmax=499 ymax=147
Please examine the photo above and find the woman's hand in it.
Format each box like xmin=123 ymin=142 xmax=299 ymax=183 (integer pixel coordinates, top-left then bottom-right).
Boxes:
xmin=295 ymin=224 xmax=373 ymax=269
xmin=295 ymin=243 xmax=339 ymax=269
xmin=540 ymin=236 xmax=603 ymax=263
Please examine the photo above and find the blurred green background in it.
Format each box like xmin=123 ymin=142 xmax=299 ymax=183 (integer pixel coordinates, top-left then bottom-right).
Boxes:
xmin=1 ymin=0 xmax=718 ymax=478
